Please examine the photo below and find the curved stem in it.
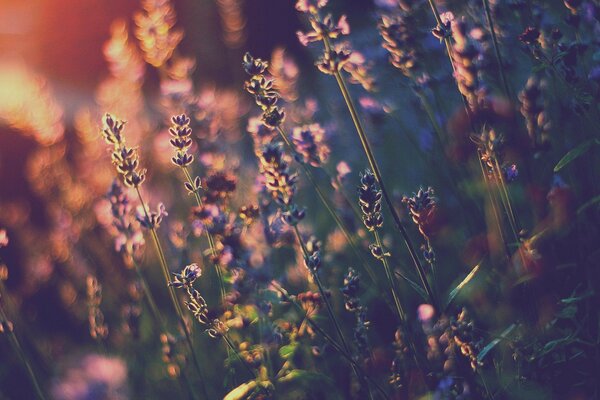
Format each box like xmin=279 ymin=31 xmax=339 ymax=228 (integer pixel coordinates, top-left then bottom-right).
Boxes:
xmin=181 ymin=167 xmax=227 ymax=305
xmin=330 ymin=67 xmax=437 ymax=309
xmin=373 ymin=231 xmax=406 ymax=323
xmin=275 ymin=127 xmax=380 ymax=287
xmin=0 ymin=302 xmax=46 ymax=400
xmin=291 ymin=225 xmax=373 ymax=396
xmin=134 ymin=187 xmax=207 ymax=399
xmin=270 ymin=281 xmax=389 ymax=399
xmin=482 ymin=0 xmax=511 ymax=99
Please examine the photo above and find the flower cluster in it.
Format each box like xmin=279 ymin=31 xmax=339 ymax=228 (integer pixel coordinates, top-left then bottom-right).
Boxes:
xmin=86 ymin=276 xmax=108 ymax=341
xmin=297 ymin=291 xmax=323 ymax=317
xmin=341 ymin=268 xmax=370 ymax=360
xmin=291 ymin=124 xmax=330 ymax=167
xmin=136 ymin=203 xmax=168 ymax=230
xmin=296 ymin=0 xmax=374 ymax=90
xmin=133 ymin=0 xmax=183 ymax=68
xmin=379 ymin=13 xmax=421 ymax=78
xmin=519 ymin=77 xmax=551 ymax=153
xmin=243 ymin=53 xmax=285 ymax=129
xmin=169 ymin=264 xmax=228 ymax=338
xmin=439 ymin=309 xmax=483 ymax=373
xmin=358 ymin=169 xmax=383 ymax=232
xmin=102 ymin=114 xmax=147 ymax=188
xmin=259 ymin=143 xmax=300 ymax=210
xmin=107 ymin=181 xmax=145 ymax=263
xmin=402 ymin=187 xmax=437 ymax=241
xmin=169 ymin=114 xmax=194 ymax=167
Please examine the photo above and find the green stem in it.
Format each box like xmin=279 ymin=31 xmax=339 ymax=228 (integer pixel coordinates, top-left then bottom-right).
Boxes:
xmin=0 ymin=300 xmax=46 ymax=400
xmin=373 ymin=231 xmax=406 ymax=323
xmin=482 ymin=0 xmax=511 ymax=99
xmin=291 ymin=225 xmax=373 ymax=396
xmin=134 ymin=187 xmax=206 ymax=400
xmin=131 ymin=260 xmax=200 ymax=399
xmin=477 ymin=152 xmax=512 ymax=261
xmin=270 ymin=281 xmax=389 ymax=399
xmin=275 ymin=127 xmax=380 ymax=287
xmin=181 ymin=166 xmax=227 ymax=305
xmin=330 ymin=67 xmax=437 ymax=309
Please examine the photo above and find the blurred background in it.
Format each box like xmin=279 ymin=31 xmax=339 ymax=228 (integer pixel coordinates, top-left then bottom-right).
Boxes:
xmin=1 ymin=0 xmax=599 ymax=398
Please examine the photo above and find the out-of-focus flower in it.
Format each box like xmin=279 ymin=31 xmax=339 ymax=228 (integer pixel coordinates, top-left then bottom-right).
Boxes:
xmin=136 ymin=203 xmax=168 ymax=229
xmin=291 ymin=123 xmax=330 ymax=167
xmin=270 ymin=48 xmax=300 ymax=102
xmin=134 ymin=0 xmax=183 ymax=67
xmin=51 ymin=354 xmax=128 ymax=400
xmin=379 ymin=14 xmax=421 ymax=78
xmin=104 ymin=20 xmax=145 ymax=82
xmin=0 ymin=61 xmax=64 ymax=146
xmin=0 ymin=230 xmax=8 ymax=248
xmin=86 ymin=276 xmax=108 ymax=341
xmin=295 ymin=0 xmax=328 ymax=14
xmin=297 ymin=14 xmax=349 ymax=46
xmin=216 ymin=0 xmax=246 ymax=49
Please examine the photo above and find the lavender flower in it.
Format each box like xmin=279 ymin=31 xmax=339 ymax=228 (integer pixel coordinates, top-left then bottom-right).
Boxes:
xmin=169 ymin=114 xmax=194 ymax=167
xmin=136 ymin=203 xmax=168 ymax=229
xmin=358 ymin=169 xmax=383 ymax=232
xmin=291 ymin=123 xmax=330 ymax=167
xmin=102 ymin=114 xmax=147 ymax=188
xmin=402 ymin=187 xmax=436 ymax=240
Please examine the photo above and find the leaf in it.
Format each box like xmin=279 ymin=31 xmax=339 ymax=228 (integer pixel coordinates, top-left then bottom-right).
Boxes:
xmin=553 ymin=139 xmax=596 ymax=172
xmin=224 ymin=381 xmax=257 ymax=400
xmin=477 ymin=324 xmax=516 ymax=363
xmin=276 ymin=370 xmax=342 ymax=400
xmin=278 ymin=343 xmax=298 ymax=360
xmin=445 ymin=261 xmax=482 ymax=311
xmin=577 ymin=194 xmax=600 ymax=215
xmin=394 ymin=270 xmax=428 ymax=301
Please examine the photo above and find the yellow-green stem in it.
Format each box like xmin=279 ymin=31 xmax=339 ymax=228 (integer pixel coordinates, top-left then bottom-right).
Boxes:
xmin=373 ymin=231 xmax=406 ymax=323
xmin=269 ymin=281 xmax=389 ymax=399
xmin=328 ymin=61 xmax=437 ymax=309
xmin=482 ymin=0 xmax=511 ymax=99
xmin=291 ymin=225 xmax=373 ymax=396
xmin=275 ymin=127 xmax=380 ymax=288
xmin=0 ymin=299 xmax=46 ymax=400
xmin=134 ymin=187 xmax=206 ymax=400
xmin=181 ymin=166 xmax=227 ymax=305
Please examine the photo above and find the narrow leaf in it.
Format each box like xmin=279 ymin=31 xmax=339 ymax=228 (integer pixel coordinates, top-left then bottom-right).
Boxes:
xmin=445 ymin=261 xmax=482 ymax=311
xmin=577 ymin=194 xmax=600 ymax=215
xmin=395 ymin=270 xmax=428 ymax=301
xmin=477 ymin=324 xmax=516 ymax=362
xmin=554 ymin=139 xmax=595 ymax=172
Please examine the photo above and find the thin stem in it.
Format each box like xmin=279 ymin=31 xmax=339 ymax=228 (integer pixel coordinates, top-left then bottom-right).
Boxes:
xmin=330 ymin=66 xmax=437 ymax=309
xmin=270 ymin=281 xmax=390 ymax=399
xmin=477 ymin=153 xmax=512 ymax=261
xmin=134 ymin=187 xmax=207 ymax=399
xmin=373 ymin=231 xmax=406 ymax=323
xmin=131 ymin=260 xmax=202 ymax=399
xmin=275 ymin=127 xmax=379 ymax=287
xmin=221 ymin=334 xmax=256 ymax=380
xmin=181 ymin=167 xmax=227 ymax=305
xmin=291 ymin=225 xmax=373 ymax=396
xmin=0 ymin=300 xmax=46 ymax=400
xmin=292 ymin=226 xmax=348 ymax=351
xmin=482 ymin=0 xmax=511 ymax=99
